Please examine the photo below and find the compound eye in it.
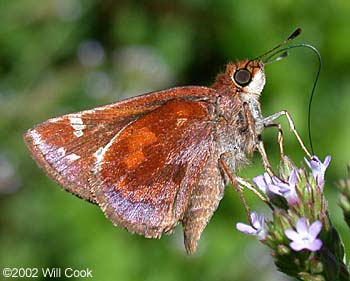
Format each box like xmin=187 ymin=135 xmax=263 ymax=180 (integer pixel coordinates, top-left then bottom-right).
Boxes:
xmin=234 ymin=68 xmax=252 ymax=86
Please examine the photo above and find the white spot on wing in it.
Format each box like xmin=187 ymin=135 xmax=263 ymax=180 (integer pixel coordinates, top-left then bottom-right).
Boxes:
xmin=74 ymin=130 xmax=83 ymax=137
xmin=49 ymin=116 xmax=64 ymax=123
xmin=94 ymin=135 xmax=117 ymax=167
xmin=66 ymin=153 xmax=80 ymax=161
xmin=30 ymin=129 xmax=42 ymax=146
xmin=69 ymin=116 xmax=83 ymax=124
xmin=93 ymin=147 xmax=104 ymax=159
xmin=69 ymin=116 xmax=86 ymax=137
xmin=57 ymin=147 xmax=66 ymax=157
xmin=93 ymin=126 xmax=128 ymax=174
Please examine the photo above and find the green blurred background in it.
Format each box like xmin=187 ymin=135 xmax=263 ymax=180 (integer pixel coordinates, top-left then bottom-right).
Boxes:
xmin=0 ymin=1 xmax=349 ymax=280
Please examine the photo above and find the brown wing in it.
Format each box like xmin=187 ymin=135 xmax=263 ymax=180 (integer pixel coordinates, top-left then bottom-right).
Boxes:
xmin=92 ymin=99 xmax=216 ymax=238
xmin=24 ymin=86 xmax=217 ymax=203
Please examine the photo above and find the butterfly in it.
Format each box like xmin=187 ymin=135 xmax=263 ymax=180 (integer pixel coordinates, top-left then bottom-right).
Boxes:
xmin=24 ymin=28 xmax=307 ymax=254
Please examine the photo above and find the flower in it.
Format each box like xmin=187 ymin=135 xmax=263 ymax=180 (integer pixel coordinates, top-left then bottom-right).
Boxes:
xmin=304 ymin=155 xmax=331 ymax=188
xmin=236 ymin=212 xmax=266 ymax=240
xmin=284 ymin=218 xmax=323 ymax=251
xmin=269 ymin=169 xmax=299 ymax=205
xmin=253 ymin=172 xmax=272 ymax=193
xmin=253 ymin=172 xmax=279 ymax=201
xmin=253 ymin=171 xmax=299 ymax=206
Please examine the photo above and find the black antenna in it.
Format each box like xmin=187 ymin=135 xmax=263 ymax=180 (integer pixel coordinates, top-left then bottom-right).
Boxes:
xmin=251 ymin=28 xmax=302 ymax=61
xmin=263 ymin=43 xmax=322 ymax=155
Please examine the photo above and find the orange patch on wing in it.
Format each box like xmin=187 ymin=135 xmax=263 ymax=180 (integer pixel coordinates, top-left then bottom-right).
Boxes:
xmin=124 ymin=150 xmax=146 ymax=169
xmin=127 ymin=127 xmax=158 ymax=150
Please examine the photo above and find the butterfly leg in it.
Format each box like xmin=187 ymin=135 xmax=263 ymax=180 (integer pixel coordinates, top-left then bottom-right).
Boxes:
xmin=235 ymin=175 xmax=274 ymax=210
xmin=262 ymin=110 xmax=312 ymax=158
xmin=264 ymin=122 xmax=285 ymax=158
xmin=219 ymin=158 xmax=252 ymax=224
xmin=255 ymin=138 xmax=277 ymax=177
xmin=219 ymin=157 xmax=272 ymax=225
xmin=242 ymin=102 xmax=277 ymax=177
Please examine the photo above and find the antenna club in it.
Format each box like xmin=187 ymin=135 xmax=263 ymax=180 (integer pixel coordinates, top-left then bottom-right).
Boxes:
xmin=288 ymin=28 xmax=302 ymax=40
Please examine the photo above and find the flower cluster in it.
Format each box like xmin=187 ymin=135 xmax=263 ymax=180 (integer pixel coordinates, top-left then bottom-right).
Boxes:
xmin=235 ymin=155 xmax=350 ymax=280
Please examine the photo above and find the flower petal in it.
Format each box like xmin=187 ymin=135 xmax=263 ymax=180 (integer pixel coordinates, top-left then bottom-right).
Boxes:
xmin=252 ymin=175 xmax=265 ymax=188
xmin=263 ymin=173 xmax=272 ymax=184
xmin=296 ymin=218 xmax=308 ymax=235
xmin=284 ymin=229 xmax=301 ymax=242
xmin=252 ymin=213 xmax=263 ymax=230
xmin=253 ymin=173 xmax=271 ymax=193
xmin=308 ymin=220 xmax=322 ymax=238
xmin=258 ymin=213 xmax=265 ymax=226
xmin=324 ymin=156 xmax=331 ymax=168
xmin=289 ymin=169 xmax=297 ymax=186
xmin=268 ymin=184 xmax=283 ymax=195
xmin=286 ymin=191 xmax=299 ymax=205
xmin=306 ymin=239 xmax=322 ymax=251
xmin=271 ymin=176 xmax=282 ymax=185
xmin=250 ymin=212 xmax=258 ymax=224
xmin=236 ymin=223 xmax=257 ymax=235
xmin=290 ymin=241 xmax=305 ymax=251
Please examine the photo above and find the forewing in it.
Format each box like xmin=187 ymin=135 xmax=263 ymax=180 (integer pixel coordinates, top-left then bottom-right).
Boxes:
xmin=24 ymin=86 xmax=217 ymax=203
xmin=24 ymin=108 xmax=137 ymax=202
xmin=92 ymin=99 xmax=216 ymax=238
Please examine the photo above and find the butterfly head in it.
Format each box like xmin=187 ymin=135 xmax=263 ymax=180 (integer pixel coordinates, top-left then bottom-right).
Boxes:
xmin=230 ymin=60 xmax=266 ymax=96
xmin=213 ymin=60 xmax=265 ymax=96
xmin=227 ymin=28 xmax=304 ymax=96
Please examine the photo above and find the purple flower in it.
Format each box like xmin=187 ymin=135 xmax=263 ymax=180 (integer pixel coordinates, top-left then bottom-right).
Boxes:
xmin=253 ymin=171 xmax=299 ymax=205
xmin=253 ymin=172 xmax=272 ymax=193
xmin=253 ymin=173 xmax=286 ymax=208
xmin=285 ymin=218 xmax=323 ymax=251
xmin=236 ymin=212 xmax=266 ymax=240
xmin=253 ymin=172 xmax=278 ymax=200
xmin=269 ymin=169 xmax=299 ymax=205
xmin=304 ymin=155 xmax=331 ymax=188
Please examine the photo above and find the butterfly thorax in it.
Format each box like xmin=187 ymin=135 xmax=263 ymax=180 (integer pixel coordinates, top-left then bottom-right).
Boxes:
xmin=213 ymin=60 xmax=266 ymax=171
